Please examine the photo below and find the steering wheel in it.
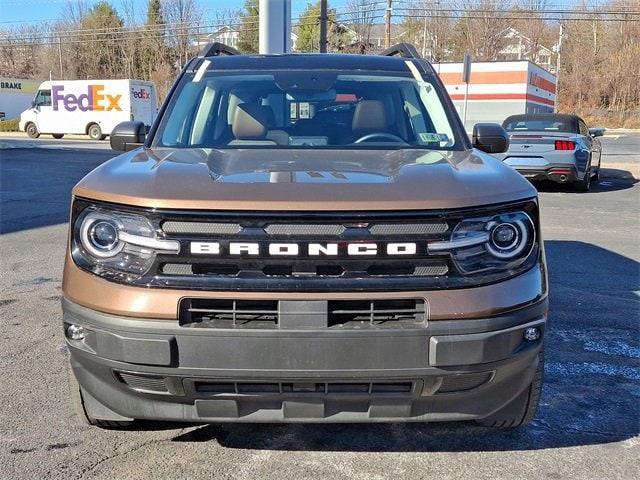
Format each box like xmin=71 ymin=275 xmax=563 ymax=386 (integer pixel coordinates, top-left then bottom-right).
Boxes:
xmin=353 ymin=133 xmax=407 ymax=144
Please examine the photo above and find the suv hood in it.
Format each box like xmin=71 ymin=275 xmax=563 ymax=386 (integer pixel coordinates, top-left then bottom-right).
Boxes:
xmin=73 ymin=147 xmax=536 ymax=210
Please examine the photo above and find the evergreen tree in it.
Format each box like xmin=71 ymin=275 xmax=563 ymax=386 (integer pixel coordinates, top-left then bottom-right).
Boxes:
xmin=143 ymin=0 xmax=165 ymax=78
xmin=74 ymin=1 xmax=124 ymax=78
xmin=297 ymin=1 xmax=349 ymax=53
xmin=237 ymin=0 xmax=259 ymax=53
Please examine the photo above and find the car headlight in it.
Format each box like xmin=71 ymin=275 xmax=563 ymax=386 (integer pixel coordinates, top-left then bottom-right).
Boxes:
xmin=72 ymin=204 xmax=179 ymax=281
xmin=428 ymin=210 xmax=536 ymax=275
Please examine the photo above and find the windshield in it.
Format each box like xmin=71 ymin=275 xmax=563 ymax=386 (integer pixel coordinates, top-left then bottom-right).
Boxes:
xmin=503 ymin=116 xmax=576 ymax=133
xmin=153 ymin=68 xmax=461 ymax=150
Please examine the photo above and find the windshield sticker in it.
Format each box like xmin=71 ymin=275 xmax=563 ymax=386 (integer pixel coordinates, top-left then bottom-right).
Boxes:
xmin=419 ymin=133 xmax=450 ymax=143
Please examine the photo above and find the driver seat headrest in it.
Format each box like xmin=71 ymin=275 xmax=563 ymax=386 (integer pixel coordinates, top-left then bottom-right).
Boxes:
xmin=232 ymin=103 xmax=269 ymax=140
xmin=351 ymin=100 xmax=388 ymax=134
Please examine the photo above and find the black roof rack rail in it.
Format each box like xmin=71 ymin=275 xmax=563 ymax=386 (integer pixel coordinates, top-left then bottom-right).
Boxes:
xmin=380 ymin=43 xmax=421 ymax=59
xmin=199 ymin=42 xmax=241 ymax=58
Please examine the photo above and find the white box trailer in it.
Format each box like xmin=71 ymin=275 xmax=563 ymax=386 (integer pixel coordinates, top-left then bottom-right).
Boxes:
xmin=19 ymin=79 xmax=157 ymax=139
xmin=0 ymin=77 xmax=42 ymax=120
xmin=433 ymin=61 xmax=557 ymax=131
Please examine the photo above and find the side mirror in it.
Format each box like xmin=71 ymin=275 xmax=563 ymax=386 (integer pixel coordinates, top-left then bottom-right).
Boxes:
xmin=31 ymin=100 xmax=36 ymax=108
xmin=589 ymin=128 xmax=605 ymax=138
xmin=472 ymin=123 xmax=509 ymax=154
xmin=110 ymin=121 xmax=146 ymax=151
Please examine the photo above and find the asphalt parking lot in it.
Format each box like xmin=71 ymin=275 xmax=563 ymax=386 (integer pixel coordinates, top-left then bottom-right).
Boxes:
xmin=1 ymin=134 xmax=639 ymax=479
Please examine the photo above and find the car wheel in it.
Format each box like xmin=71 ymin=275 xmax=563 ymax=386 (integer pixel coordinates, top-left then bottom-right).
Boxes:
xmin=574 ymin=167 xmax=591 ymax=192
xmin=67 ymin=358 xmax=134 ymax=429
xmin=475 ymin=352 xmax=544 ymax=428
xmin=592 ymin=168 xmax=600 ymax=183
xmin=88 ymin=124 xmax=102 ymax=140
xmin=26 ymin=122 xmax=40 ymax=139
xmin=52 ymin=134 xmax=64 ymax=139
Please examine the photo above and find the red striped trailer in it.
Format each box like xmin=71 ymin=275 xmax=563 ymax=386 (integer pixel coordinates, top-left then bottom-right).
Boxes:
xmin=433 ymin=61 xmax=557 ymax=131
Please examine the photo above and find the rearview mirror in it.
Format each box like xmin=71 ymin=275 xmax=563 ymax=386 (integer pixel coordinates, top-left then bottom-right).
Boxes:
xmin=472 ymin=123 xmax=509 ymax=154
xmin=110 ymin=121 xmax=146 ymax=151
xmin=588 ymin=128 xmax=605 ymax=138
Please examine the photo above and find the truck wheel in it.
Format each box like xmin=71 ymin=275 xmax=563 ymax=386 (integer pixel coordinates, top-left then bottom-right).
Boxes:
xmin=88 ymin=124 xmax=103 ymax=140
xmin=52 ymin=134 xmax=64 ymax=139
xmin=475 ymin=352 xmax=544 ymax=428
xmin=26 ymin=123 xmax=40 ymax=139
xmin=67 ymin=359 xmax=134 ymax=429
xmin=574 ymin=167 xmax=592 ymax=192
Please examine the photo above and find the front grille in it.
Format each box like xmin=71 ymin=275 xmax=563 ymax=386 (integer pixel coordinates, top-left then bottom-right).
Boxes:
xmin=180 ymin=299 xmax=426 ymax=329
xmin=192 ymin=381 xmax=414 ymax=396
xmin=150 ymin=211 xmax=458 ymax=292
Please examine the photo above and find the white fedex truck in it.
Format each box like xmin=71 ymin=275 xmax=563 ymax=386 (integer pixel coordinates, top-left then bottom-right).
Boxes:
xmin=19 ymin=79 xmax=157 ymax=140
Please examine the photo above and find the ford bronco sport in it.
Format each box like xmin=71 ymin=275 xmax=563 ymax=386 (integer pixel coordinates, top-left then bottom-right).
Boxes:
xmin=63 ymin=43 xmax=547 ymax=429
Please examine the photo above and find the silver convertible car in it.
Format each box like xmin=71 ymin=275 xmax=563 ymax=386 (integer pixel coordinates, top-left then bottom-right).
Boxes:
xmin=495 ymin=114 xmax=604 ymax=192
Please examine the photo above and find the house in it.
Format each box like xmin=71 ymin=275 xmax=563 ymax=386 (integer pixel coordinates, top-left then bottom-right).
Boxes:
xmin=193 ymin=25 xmax=298 ymax=51
xmin=497 ymin=27 xmax=556 ymax=72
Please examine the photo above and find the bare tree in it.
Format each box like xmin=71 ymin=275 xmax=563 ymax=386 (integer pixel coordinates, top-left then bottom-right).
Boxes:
xmin=163 ymin=0 xmax=201 ymax=68
xmin=345 ymin=0 xmax=377 ymax=45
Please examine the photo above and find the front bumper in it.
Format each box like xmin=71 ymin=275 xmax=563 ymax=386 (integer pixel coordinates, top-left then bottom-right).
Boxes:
xmin=63 ymin=296 xmax=547 ymax=423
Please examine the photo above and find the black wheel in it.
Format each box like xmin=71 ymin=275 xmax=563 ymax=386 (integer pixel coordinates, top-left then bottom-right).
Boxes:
xmin=574 ymin=167 xmax=592 ymax=192
xmin=475 ymin=352 xmax=544 ymax=428
xmin=592 ymin=167 xmax=600 ymax=183
xmin=26 ymin=122 xmax=40 ymax=138
xmin=87 ymin=124 xmax=103 ymax=140
xmin=52 ymin=133 xmax=64 ymax=139
xmin=67 ymin=359 xmax=133 ymax=429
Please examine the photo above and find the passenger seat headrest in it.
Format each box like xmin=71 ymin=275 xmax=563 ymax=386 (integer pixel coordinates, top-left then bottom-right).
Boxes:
xmin=352 ymin=100 xmax=388 ymax=133
xmin=232 ymin=103 xmax=269 ymax=140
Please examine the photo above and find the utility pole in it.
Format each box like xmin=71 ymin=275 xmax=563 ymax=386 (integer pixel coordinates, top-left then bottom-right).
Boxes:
xmin=58 ymin=36 xmax=63 ymax=79
xmin=259 ymin=0 xmax=291 ymax=54
xmin=385 ymin=0 xmax=392 ymax=48
xmin=319 ymin=0 xmax=328 ymax=53
xmin=555 ymin=23 xmax=563 ymax=112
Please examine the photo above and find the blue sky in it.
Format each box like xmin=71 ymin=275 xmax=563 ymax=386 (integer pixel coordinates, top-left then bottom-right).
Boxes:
xmin=0 ymin=0 xmax=354 ymax=26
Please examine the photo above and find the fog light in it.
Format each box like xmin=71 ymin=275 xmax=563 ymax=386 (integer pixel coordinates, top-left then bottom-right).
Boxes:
xmin=66 ymin=324 xmax=85 ymax=341
xmin=524 ymin=327 xmax=540 ymax=342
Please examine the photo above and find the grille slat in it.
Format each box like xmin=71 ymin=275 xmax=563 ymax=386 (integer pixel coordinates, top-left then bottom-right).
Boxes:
xmin=162 ymin=221 xmax=242 ymax=235
xmin=180 ymin=299 xmax=426 ymax=329
xmin=194 ymin=381 xmax=414 ymax=396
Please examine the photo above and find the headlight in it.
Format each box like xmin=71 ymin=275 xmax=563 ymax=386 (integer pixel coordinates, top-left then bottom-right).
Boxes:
xmin=428 ymin=210 xmax=536 ymax=275
xmin=72 ymin=204 xmax=179 ymax=281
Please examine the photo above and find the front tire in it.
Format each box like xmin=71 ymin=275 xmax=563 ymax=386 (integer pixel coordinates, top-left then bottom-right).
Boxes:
xmin=26 ymin=122 xmax=40 ymax=138
xmin=87 ymin=124 xmax=103 ymax=140
xmin=475 ymin=352 xmax=544 ymax=428
xmin=52 ymin=133 xmax=64 ymax=139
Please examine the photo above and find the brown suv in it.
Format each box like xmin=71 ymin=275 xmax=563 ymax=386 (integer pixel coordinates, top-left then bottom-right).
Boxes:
xmin=63 ymin=44 xmax=547 ymax=429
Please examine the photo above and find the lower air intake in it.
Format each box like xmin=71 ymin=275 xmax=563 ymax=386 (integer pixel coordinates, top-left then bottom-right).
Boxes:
xmin=116 ymin=372 xmax=169 ymax=394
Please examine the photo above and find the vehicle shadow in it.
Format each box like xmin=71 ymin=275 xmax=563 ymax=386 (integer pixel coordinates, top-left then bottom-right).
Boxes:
xmin=0 ymin=146 xmax=113 ymax=234
xmin=532 ymin=171 xmax=637 ymax=194
xmin=166 ymin=240 xmax=639 ymax=451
